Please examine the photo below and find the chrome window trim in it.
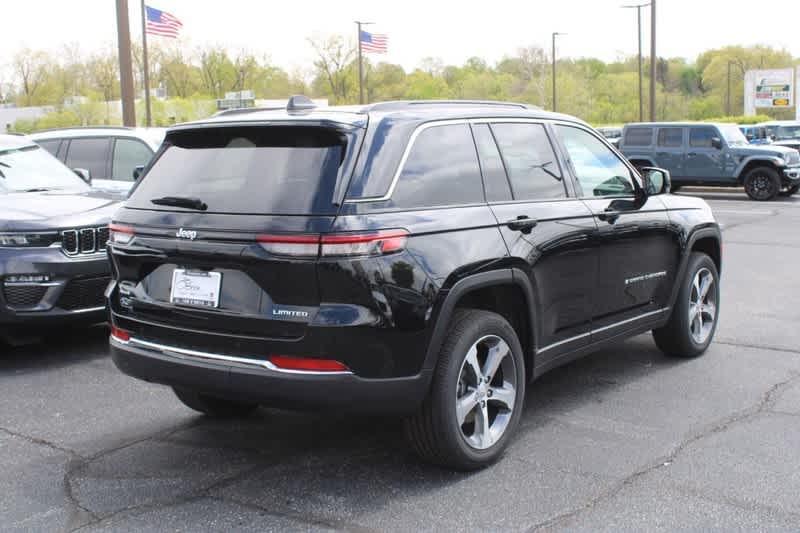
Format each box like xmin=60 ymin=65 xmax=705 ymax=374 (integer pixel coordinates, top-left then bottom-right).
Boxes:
xmin=344 ymin=117 xmax=586 ymax=204
xmin=537 ymin=307 xmax=669 ymax=354
xmin=114 ymin=336 xmax=354 ymax=376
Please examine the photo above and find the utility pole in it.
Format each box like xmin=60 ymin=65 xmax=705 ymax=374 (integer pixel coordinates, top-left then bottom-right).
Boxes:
xmin=623 ymin=3 xmax=650 ymax=121
xmin=355 ymin=21 xmax=372 ymax=105
xmin=727 ymin=60 xmax=732 ymax=116
xmin=552 ymin=32 xmax=565 ymax=112
xmin=140 ymin=0 xmax=151 ymax=126
xmin=649 ymin=0 xmax=657 ymax=121
xmin=115 ymin=0 xmax=136 ymax=126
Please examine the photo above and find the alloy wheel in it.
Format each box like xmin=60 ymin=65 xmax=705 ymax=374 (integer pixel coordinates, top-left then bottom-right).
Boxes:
xmin=455 ymin=335 xmax=517 ymax=450
xmin=746 ymin=174 xmax=775 ymax=200
xmin=688 ymin=267 xmax=716 ymax=344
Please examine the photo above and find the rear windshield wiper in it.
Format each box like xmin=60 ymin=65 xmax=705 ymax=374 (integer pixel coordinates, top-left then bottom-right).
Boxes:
xmin=151 ymin=196 xmax=208 ymax=211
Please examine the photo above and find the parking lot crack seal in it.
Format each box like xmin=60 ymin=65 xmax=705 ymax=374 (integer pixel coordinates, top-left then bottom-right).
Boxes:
xmin=526 ymin=372 xmax=800 ymax=532
xmin=0 ymin=425 xmax=83 ymax=458
xmin=714 ymin=340 xmax=800 ymax=356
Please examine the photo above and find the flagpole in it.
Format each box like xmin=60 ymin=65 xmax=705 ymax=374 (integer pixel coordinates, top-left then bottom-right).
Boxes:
xmin=356 ymin=21 xmax=364 ymax=105
xmin=140 ymin=0 xmax=152 ymax=127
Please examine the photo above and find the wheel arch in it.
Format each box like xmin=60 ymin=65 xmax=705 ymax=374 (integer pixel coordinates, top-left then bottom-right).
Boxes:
xmin=423 ymin=269 xmax=538 ymax=383
xmin=665 ymin=226 xmax=722 ymax=312
xmin=736 ymin=157 xmax=784 ymax=184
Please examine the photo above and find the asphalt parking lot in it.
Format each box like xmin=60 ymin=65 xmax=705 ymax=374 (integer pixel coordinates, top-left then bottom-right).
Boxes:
xmin=2 ymin=189 xmax=800 ymax=532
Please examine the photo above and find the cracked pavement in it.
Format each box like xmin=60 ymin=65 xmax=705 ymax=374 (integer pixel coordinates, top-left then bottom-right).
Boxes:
xmin=2 ymin=191 xmax=800 ymax=532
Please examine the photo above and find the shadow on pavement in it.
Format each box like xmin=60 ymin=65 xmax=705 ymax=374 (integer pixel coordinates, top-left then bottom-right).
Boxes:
xmin=0 ymin=323 xmax=109 ymax=372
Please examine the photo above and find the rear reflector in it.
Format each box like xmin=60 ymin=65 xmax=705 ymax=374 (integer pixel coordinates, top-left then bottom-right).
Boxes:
xmin=109 ymin=223 xmax=135 ymax=245
xmin=269 ymin=355 xmax=349 ymax=372
xmin=110 ymin=326 xmax=131 ymax=342
xmin=256 ymin=230 xmax=408 ymax=258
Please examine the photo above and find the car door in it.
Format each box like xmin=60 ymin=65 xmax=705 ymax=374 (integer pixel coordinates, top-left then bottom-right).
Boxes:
xmin=474 ymin=121 xmax=598 ymax=359
xmin=654 ymin=127 xmax=686 ymax=179
xmin=552 ymin=123 xmax=678 ymax=343
xmin=64 ymin=137 xmax=112 ymax=185
xmin=684 ymin=126 xmax=727 ymax=181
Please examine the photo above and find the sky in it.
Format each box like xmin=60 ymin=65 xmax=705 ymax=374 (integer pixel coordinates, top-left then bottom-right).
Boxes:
xmin=2 ymin=0 xmax=799 ymax=75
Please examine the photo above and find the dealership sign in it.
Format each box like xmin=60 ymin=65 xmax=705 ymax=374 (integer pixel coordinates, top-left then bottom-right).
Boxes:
xmin=753 ymin=69 xmax=794 ymax=108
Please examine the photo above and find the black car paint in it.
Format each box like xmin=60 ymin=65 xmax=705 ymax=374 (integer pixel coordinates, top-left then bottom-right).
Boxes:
xmin=108 ymin=104 xmax=720 ymax=413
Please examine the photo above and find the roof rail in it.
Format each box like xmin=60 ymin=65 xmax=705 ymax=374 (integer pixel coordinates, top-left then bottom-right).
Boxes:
xmin=31 ymin=125 xmax=136 ymax=134
xmin=366 ymin=100 xmax=534 ymax=112
xmin=212 ymin=106 xmax=283 ymax=117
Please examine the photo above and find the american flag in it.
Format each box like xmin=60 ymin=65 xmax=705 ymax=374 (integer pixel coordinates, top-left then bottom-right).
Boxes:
xmin=145 ymin=5 xmax=183 ymax=38
xmin=359 ymin=30 xmax=388 ymax=54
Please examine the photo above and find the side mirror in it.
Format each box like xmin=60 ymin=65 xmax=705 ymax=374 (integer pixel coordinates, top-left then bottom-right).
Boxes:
xmin=640 ymin=167 xmax=671 ymax=195
xmin=711 ymin=137 xmax=723 ymax=150
xmin=73 ymin=168 xmax=91 ymax=185
xmin=132 ymin=165 xmax=145 ymax=180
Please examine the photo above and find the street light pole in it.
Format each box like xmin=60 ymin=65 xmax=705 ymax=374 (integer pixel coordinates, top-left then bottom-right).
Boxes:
xmin=649 ymin=0 xmax=657 ymax=121
xmin=552 ymin=32 xmax=565 ymax=112
xmin=622 ymin=3 xmax=650 ymax=122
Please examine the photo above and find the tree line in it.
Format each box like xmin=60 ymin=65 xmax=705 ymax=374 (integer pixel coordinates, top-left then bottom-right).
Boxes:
xmin=2 ymin=38 xmax=798 ymax=132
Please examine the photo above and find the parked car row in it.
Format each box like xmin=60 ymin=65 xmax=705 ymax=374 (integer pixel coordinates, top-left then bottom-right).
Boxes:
xmin=3 ymin=99 xmax=723 ymax=470
xmin=619 ymin=122 xmax=800 ymax=200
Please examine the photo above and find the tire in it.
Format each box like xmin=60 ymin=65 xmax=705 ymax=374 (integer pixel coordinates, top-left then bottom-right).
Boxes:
xmin=404 ymin=309 xmax=526 ymax=470
xmin=653 ymin=252 xmax=719 ymax=358
xmin=779 ymin=184 xmax=800 ymax=197
xmin=743 ymin=166 xmax=781 ymax=201
xmin=172 ymin=387 xmax=259 ymax=418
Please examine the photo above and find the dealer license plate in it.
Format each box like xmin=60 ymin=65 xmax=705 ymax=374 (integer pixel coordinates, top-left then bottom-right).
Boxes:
xmin=170 ymin=269 xmax=221 ymax=308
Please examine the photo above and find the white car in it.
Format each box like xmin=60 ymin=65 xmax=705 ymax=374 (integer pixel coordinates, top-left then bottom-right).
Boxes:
xmin=29 ymin=127 xmax=165 ymax=194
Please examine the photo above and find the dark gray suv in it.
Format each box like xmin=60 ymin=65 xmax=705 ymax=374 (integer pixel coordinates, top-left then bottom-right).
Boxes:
xmin=620 ymin=122 xmax=800 ymax=200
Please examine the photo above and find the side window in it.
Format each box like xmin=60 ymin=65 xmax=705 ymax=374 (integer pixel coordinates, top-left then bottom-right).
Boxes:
xmin=689 ymin=127 xmax=718 ymax=148
xmin=472 ymin=124 xmax=512 ymax=202
xmin=490 ymin=123 xmax=565 ymax=200
xmin=657 ymin=128 xmax=683 ymax=147
xmin=556 ymin=125 xmax=636 ymax=197
xmin=112 ymin=138 xmax=154 ymax=181
xmin=36 ymin=139 xmax=61 ymax=158
xmin=390 ymin=123 xmax=483 ymax=208
xmin=624 ymin=127 xmax=653 ymax=146
xmin=65 ymin=137 xmax=111 ymax=180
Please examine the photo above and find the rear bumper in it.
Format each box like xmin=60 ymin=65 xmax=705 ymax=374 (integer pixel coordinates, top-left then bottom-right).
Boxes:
xmin=110 ymin=336 xmax=433 ymax=414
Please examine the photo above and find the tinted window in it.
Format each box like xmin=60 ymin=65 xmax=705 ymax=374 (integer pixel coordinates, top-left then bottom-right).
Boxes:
xmin=624 ymin=127 xmax=653 ymax=146
xmin=36 ymin=139 xmax=61 ymax=157
xmin=491 ymin=123 xmax=565 ymax=200
xmin=65 ymin=137 xmax=110 ymax=180
xmin=390 ymin=123 xmax=483 ymax=208
xmin=472 ymin=124 xmax=512 ymax=202
xmin=556 ymin=125 xmax=636 ymax=197
xmin=127 ymin=126 xmax=349 ymax=215
xmin=689 ymin=127 xmax=718 ymax=148
xmin=657 ymin=128 xmax=683 ymax=147
xmin=112 ymin=138 xmax=153 ymax=181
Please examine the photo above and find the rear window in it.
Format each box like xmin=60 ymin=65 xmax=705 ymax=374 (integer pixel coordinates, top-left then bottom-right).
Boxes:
xmin=624 ymin=127 xmax=653 ymax=146
xmin=657 ymin=128 xmax=683 ymax=147
xmin=127 ymin=126 xmax=349 ymax=215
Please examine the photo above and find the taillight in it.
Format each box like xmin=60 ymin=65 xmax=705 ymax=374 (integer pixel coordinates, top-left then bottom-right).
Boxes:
xmin=320 ymin=230 xmax=408 ymax=257
xmin=256 ymin=230 xmax=408 ymax=258
xmin=256 ymin=234 xmax=320 ymax=257
xmin=109 ymin=223 xmax=135 ymax=245
xmin=269 ymin=355 xmax=349 ymax=373
xmin=110 ymin=326 xmax=131 ymax=342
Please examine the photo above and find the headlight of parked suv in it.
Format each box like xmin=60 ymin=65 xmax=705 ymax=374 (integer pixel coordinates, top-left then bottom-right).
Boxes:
xmin=0 ymin=233 xmax=59 ymax=247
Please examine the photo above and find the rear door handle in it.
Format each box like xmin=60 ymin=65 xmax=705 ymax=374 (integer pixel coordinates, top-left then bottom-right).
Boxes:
xmin=656 ymin=152 xmax=669 ymax=156
xmin=506 ymin=216 xmax=538 ymax=233
xmin=687 ymin=152 xmax=698 ymax=157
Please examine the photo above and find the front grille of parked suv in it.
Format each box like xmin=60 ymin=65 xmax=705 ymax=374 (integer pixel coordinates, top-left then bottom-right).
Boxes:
xmin=3 ymin=284 xmax=48 ymax=308
xmin=62 ymin=227 xmax=109 ymax=256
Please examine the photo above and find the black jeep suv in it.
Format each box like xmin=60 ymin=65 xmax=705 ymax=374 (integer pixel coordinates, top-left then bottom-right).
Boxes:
xmin=108 ymin=98 xmax=722 ymax=469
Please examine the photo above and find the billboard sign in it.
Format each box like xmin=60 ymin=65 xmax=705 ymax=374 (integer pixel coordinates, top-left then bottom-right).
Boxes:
xmin=753 ymin=69 xmax=794 ymax=108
